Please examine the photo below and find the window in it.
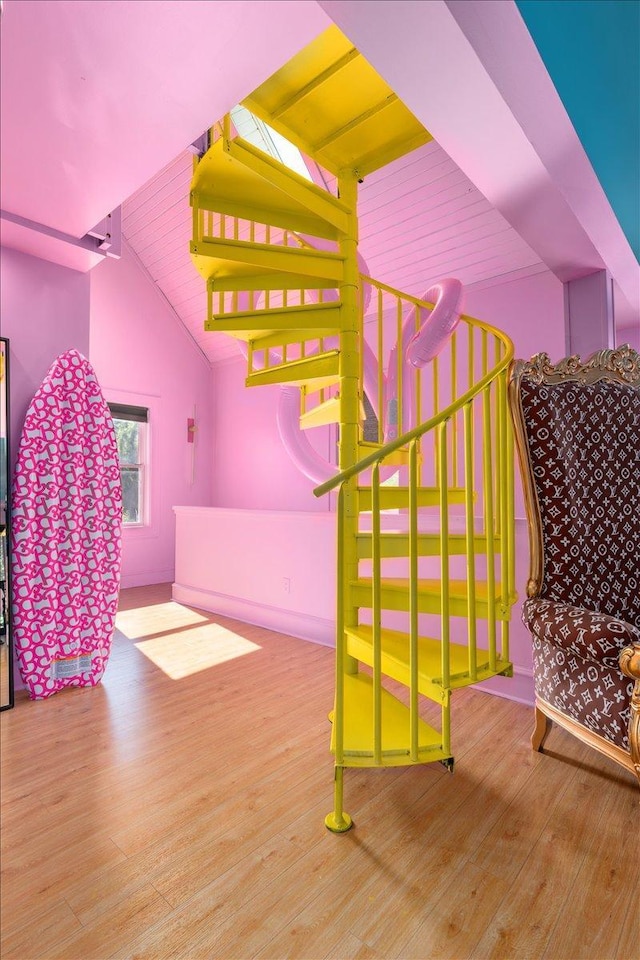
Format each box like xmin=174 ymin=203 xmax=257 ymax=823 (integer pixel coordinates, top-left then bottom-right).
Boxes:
xmin=108 ymin=403 xmax=148 ymax=525
xmin=230 ymin=105 xmax=312 ymax=181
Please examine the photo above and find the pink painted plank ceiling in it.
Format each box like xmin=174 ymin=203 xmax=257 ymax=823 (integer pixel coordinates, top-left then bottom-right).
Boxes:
xmin=121 ymin=139 xmax=546 ymax=365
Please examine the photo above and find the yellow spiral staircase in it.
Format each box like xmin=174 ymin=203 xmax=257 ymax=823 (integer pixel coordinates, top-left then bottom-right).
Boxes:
xmin=189 ymin=27 xmax=517 ymax=831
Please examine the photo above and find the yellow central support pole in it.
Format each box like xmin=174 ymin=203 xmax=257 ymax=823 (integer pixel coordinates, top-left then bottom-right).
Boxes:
xmin=325 ymin=169 xmax=360 ymax=834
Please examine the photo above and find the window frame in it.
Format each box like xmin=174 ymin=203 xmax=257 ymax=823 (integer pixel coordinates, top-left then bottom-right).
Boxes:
xmin=108 ymin=402 xmax=149 ymax=528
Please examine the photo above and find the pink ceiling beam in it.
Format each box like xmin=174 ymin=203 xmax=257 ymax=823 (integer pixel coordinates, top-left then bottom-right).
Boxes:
xmin=318 ymin=0 xmax=638 ymax=320
xmin=0 ymin=216 xmax=104 ymax=273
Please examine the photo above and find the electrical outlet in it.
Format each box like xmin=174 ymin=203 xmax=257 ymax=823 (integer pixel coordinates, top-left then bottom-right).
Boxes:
xmin=283 ymin=576 xmax=291 ymax=594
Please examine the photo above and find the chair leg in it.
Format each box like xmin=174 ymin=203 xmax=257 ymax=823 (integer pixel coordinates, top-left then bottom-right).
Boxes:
xmin=619 ymin=648 xmax=640 ymax=789
xmin=531 ymin=705 xmax=551 ymax=752
xmin=628 ymin=682 xmax=640 ymax=788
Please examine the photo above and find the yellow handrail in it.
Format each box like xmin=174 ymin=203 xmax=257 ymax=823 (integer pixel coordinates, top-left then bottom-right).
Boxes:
xmin=313 ymin=311 xmax=513 ymax=497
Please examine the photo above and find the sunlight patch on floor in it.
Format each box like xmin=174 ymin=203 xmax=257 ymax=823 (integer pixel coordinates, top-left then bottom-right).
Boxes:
xmin=134 ymin=623 xmax=261 ymax=679
xmin=116 ymin=601 xmax=209 ymax=640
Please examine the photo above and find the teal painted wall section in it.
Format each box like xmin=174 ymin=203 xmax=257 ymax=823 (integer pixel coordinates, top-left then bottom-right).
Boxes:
xmin=517 ymin=0 xmax=639 ymax=262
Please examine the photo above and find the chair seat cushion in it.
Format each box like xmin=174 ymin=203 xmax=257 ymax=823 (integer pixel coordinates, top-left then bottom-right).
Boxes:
xmin=523 ymin=598 xmax=640 ymax=668
xmin=530 ymin=630 xmax=633 ymax=751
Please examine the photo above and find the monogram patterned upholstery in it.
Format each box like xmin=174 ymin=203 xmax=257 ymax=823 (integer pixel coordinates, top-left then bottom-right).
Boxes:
xmin=509 ymin=346 xmax=640 ymax=780
xmin=524 ymin=599 xmax=637 ymax=751
xmin=523 ymin=600 xmax=640 ymax=668
xmin=519 ymin=378 xmax=640 ymax=626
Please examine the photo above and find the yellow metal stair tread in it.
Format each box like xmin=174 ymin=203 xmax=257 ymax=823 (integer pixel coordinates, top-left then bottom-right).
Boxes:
xmin=246 ymin=350 xmax=339 ymax=388
xmin=345 ymin=625 xmax=512 ymax=692
xmin=248 ymin=330 xmax=339 ymax=353
xmin=208 ymin=328 xmax=340 ymax=349
xmin=350 ymin=578 xmax=516 ymax=618
xmin=355 ymin=531 xmax=502 ymax=558
xmin=357 ymin=487 xmax=468 ymax=509
xmin=206 ymin=302 xmax=342 ymax=341
xmin=330 ymin=673 xmax=448 ymax=767
xmin=192 ymin=137 xmax=347 ymax=239
xmin=190 ymin=236 xmax=344 ymax=283
xmin=299 ymin=396 xmax=341 ymax=429
xmin=357 ymin=440 xmax=416 ymax=467
xmin=244 ymin=25 xmax=433 ymax=177
xmin=225 ymin=137 xmax=351 ymax=234
xmin=208 ymin=272 xmax=340 ymax=294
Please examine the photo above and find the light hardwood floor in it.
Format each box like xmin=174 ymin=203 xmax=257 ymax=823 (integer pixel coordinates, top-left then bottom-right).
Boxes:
xmin=1 ymin=584 xmax=638 ymax=960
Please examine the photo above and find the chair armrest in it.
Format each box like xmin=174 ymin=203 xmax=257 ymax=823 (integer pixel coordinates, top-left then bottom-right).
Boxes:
xmin=522 ymin=598 xmax=640 ymax=668
xmin=620 ymin=643 xmax=640 ymax=681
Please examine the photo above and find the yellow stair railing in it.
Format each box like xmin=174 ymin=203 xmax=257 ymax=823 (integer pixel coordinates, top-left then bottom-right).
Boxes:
xmin=189 ymin=25 xmax=517 ymax=832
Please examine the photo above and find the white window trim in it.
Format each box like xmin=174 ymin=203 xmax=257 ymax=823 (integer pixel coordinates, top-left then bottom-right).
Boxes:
xmin=106 ymin=388 xmax=161 ymax=542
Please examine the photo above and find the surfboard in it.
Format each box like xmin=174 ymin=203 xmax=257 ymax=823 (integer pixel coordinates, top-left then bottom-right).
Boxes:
xmin=11 ymin=350 xmax=122 ymax=699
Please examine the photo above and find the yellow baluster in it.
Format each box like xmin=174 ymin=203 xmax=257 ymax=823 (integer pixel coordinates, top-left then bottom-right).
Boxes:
xmin=377 ymin=288 xmax=384 ymax=443
xmin=439 ymin=420 xmax=451 ymax=695
xmin=464 ymin=400 xmax=478 ymax=681
xmin=409 ymin=440 xmax=419 ymax=761
xmin=372 ymin=463 xmax=382 ymax=766
xmin=482 ymin=380 xmax=497 ymax=673
xmin=325 ymin=487 xmax=352 ymax=833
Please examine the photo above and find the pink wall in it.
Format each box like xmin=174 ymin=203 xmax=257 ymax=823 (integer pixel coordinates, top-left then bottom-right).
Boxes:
xmin=0 ymin=246 xmax=91 ymax=478
xmin=90 ymin=240 xmax=214 ymax=586
xmin=617 ymin=321 xmax=640 ymax=352
xmin=1 ymin=246 xmax=91 ymax=692
xmin=174 ymin=507 xmax=336 ymax=644
xmin=212 ymin=356 xmax=333 ymax=512
xmin=464 ymin=269 xmax=565 ymax=363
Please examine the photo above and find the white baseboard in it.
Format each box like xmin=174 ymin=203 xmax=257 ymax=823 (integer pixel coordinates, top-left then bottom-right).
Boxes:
xmin=120 ymin=569 xmax=175 ymax=590
xmin=172 ymin=582 xmax=336 ymax=647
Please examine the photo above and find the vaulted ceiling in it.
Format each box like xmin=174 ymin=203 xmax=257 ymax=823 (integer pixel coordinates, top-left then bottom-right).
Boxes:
xmin=1 ymin=0 xmax=637 ymax=356
xmin=122 ymin=138 xmax=546 ymax=364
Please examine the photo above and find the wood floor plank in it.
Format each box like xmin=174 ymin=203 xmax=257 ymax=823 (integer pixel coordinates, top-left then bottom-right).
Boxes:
xmin=390 ymin=861 xmax=510 ymax=959
xmin=110 ymin=834 xmax=315 ymax=960
xmin=167 ymin=833 xmax=390 ymax=959
xmin=470 ymin=730 xmax=638 ymax=960
xmin=615 ymin=898 xmax=640 ymax=960
xmin=61 ymin=855 xmax=165 ymax=928
xmin=256 ymin=702 xmax=532 ymax=960
xmin=48 ymin=885 xmax=173 ymax=960
xmin=322 ymin=932 xmax=381 ymax=959
xmin=467 ymin=735 xmax=585 ymax=884
xmin=540 ymin=759 xmax=639 ymax=960
xmin=1 ymin=836 xmax=128 ymax=918
xmin=0 ymin=899 xmax=82 ymax=959
xmin=148 ymin=762 xmax=330 ymax=908
xmin=1 ymin=583 xmax=637 ymax=960
xmin=346 ymin=709 xmax=534 ymax=955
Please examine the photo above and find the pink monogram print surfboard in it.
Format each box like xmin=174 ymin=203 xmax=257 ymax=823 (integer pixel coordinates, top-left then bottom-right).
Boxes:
xmin=11 ymin=350 xmax=122 ymax=699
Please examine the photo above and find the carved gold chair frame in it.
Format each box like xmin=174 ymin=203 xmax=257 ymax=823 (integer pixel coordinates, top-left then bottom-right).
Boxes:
xmin=509 ymin=344 xmax=640 ymax=784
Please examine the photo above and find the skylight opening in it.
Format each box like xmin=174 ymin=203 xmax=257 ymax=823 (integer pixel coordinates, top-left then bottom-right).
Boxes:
xmin=230 ymin=105 xmax=312 ymax=182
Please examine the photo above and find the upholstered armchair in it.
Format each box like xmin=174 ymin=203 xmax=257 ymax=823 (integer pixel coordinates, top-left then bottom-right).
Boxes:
xmin=509 ymin=345 xmax=640 ymax=785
